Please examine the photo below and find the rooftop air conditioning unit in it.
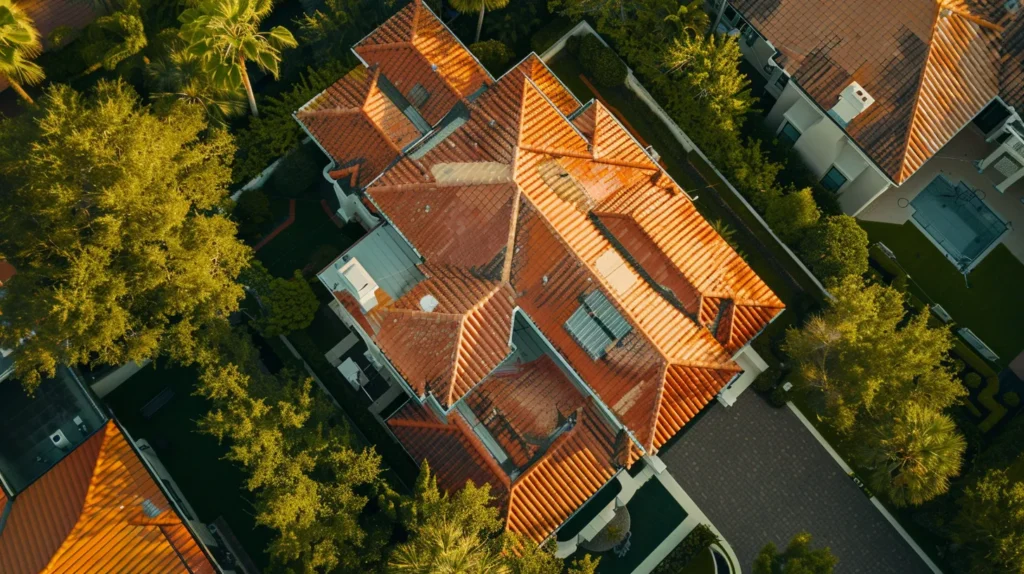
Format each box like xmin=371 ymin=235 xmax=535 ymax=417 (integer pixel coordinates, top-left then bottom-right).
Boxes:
xmin=50 ymin=429 xmax=71 ymax=451
xmin=338 ymin=257 xmax=379 ymax=312
xmin=830 ymin=82 xmax=874 ymax=126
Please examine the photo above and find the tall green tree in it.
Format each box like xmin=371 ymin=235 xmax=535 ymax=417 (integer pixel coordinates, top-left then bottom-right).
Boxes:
xmin=663 ymin=33 xmax=752 ymax=135
xmin=450 ymin=0 xmax=509 ymax=43
xmin=147 ymin=29 xmax=247 ymax=124
xmin=662 ymin=0 xmax=707 ymax=41
xmin=953 ymin=467 xmax=1024 ymax=573
xmin=856 ymin=403 xmax=965 ymax=506
xmin=393 ymin=463 xmax=599 ymax=574
xmin=196 ymin=328 xmax=390 ymax=572
xmin=0 ymin=0 xmax=44 ymax=104
xmin=753 ymin=532 xmax=837 ymax=574
xmin=783 ymin=276 xmax=964 ymax=433
xmin=179 ymin=0 xmax=297 ymax=117
xmin=798 ymin=215 xmax=868 ymax=283
xmin=0 ymin=81 xmax=249 ymax=389
xmin=297 ymin=0 xmax=360 ymax=64
xmin=765 ymin=188 xmax=820 ymax=245
xmin=79 ymin=0 xmax=148 ymax=76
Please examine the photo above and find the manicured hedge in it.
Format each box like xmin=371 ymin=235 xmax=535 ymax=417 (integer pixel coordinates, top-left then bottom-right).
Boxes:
xmin=572 ymin=34 xmax=627 ymax=87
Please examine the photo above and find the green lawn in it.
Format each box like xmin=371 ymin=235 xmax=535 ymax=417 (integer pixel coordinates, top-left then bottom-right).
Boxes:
xmin=860 ymin=220 xmax=1024 ymax=365
xmin=103 ymin=362 xmax=274 ymax=570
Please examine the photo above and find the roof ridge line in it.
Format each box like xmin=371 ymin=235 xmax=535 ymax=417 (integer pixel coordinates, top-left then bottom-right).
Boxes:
xmin=450 ymin=412 xmax=512 ymax=488
xmin=443 ymin=282 xmax=507 ymax=407
xmin=641 ymin=363 xmax=670 ymax=452
xmin=895 ymin=3 xmax=950 ymax=183
xmin=519 ymin=144 xmax=657 ymax=171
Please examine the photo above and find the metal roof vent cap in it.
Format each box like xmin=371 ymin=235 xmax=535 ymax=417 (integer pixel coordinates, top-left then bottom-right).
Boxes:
xmin=420 ymin=294 xmax=440 ymax=312
xmin=431 ymin=63 xmax=439 ymax=72
xmin=142 ymin=499 xmax=164 ymax=518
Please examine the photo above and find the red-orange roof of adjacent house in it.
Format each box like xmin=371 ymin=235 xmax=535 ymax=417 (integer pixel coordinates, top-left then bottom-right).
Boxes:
xmin=730 ymin=0 xmax=1024 ymax=184
xmin=0 ymin=421 xmax=215 ymax=574
xmin=0 ymin=0 xmax=100 ymax=92
xmin=0 ymin=260 xmax=14 ymax=287
xmin=305 ymin=0 xmax=783 ymax=542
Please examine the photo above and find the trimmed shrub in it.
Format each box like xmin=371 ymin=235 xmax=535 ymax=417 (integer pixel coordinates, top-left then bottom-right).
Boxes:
xmin=578 ymin=34 xmax=627 ymax=87
xmin=950 ymin=359 xmax=966 ymax=374
xmin=1004 ymin=392 xmax=1020 ymax=408
xmin=769 ymin=386 xmax=788 ymax=408
xmin=978 ymin=376 xmax=1008 ymax=432
xmin=964 ymin=372 xmax=983 ymax=390
xmin=470 ymin=39 xmax=513 ymax=75
xmin=654 ymin=524 xmax=720 ymax=573
xmin=765 ymin=188 xmax=820 ymax=245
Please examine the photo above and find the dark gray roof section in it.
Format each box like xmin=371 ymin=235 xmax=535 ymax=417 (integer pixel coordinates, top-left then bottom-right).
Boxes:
xmin=339 ymin=224 xmax=425 ymax=300
xmin=408 ymin=101 xmax=470 ymax=160
xmin=565 ymin=305 xmax=615 ymax=360
xmin=582 ymin=291 xmax=631 ymax=340
xmin=377 ymin=73 xmax=432 ymax=134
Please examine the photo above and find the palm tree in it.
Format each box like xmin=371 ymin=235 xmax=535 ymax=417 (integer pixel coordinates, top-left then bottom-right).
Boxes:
xmin=79 ymin=0 xmax=148 ymax=76
xmin=147 ymin=30 xmax=246 ymax=124
xmin=179 ymin=0 xmax=297 ymax=117
xmin=0 ymin=0 xmax=44 ymax=104
xmin=389 ymin=519 xmax=509 ymax=574
xmin=857 ymin=404 xmax=966 ymax=507
xmin=449 ymin=0 xmax=509 ymax=44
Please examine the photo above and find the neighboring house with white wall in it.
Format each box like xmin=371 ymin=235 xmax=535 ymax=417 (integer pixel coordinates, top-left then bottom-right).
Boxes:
xmin=708 ymin=0 xmax=1024 ymax=241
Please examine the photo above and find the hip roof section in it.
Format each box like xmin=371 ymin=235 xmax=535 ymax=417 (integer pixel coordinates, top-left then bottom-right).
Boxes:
xmin=732 ymin=0 xmax=1023 ymax=183
xmin=0 ymin=421 xmax=214 ymax=574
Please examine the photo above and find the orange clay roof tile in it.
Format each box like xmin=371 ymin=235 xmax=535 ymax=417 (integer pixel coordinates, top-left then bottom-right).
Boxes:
xmin=307 ymin=1 xmax=785 ymax=541
xmin=732 ymin=0 xmax=1023 ymax=183
xmin=355 ymin=0 xmax=490 ymax=125
xmin=0 ymin=421 xmax=214 ymax=574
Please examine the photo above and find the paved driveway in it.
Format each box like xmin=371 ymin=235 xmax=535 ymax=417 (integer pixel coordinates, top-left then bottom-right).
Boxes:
xmin=659 ymin=395 xmax=931 ymax=574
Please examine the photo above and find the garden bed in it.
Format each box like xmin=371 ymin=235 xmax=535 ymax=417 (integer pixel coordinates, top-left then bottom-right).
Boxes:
xmin=570 ymin=478 xmax=687 ymax=574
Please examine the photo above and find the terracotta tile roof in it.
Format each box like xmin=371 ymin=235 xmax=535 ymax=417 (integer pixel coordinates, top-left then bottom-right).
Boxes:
xmin=731 ymin=0 xmax=1023 ymax=183
xmin=354 ymin=0 xmax=490 ymax=126
xmin=309 ymin=3 xmax=783 ymax=542
xmin=297 ymin=66 xmax=421 ymax=188
xmin=0 ymin=421 xmax=214 ymax=574
xmin=388 ymin=358 xmax=621 ymax=542
xmin=388 ymin=402 xmax=509 ymax=496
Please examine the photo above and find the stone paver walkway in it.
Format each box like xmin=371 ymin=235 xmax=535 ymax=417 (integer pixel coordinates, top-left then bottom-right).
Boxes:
xmin=659 ymin=394 xmax=932 ymax=574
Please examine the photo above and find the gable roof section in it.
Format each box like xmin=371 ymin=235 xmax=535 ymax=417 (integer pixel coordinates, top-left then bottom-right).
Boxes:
xmin=731 ymin=0 xmax=1020 ymax=183
xmin=354 ymin=0 xmax=491 ymax=126
xmin=297 ymin=66 xmax=422 ymax=188
xmin=0 ymin=421 xmax=214 ymax=574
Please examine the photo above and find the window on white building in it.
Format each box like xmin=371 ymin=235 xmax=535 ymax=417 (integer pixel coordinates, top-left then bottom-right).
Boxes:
xmin=821 ymin=166 xmax=848 ymax=193
xmin=778 ymin=122 xmax=801 ymax=145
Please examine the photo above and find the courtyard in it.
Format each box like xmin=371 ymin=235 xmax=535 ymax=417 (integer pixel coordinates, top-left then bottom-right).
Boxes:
xmin=660 ymin=395 xmax=932 ymax=574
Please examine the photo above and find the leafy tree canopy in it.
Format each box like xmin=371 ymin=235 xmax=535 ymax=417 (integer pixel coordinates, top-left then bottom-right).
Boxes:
xmin=765 ymin=188 xmax=820 ymax=245
xmin=392 ymin=463 xmax=599 ymax=574
xmin=798 ymin=215 xmax=868 ymax=284
xmin=0 ymin=80 xmax=249 ymax=390
xmin=783 ymin=276 xmax=964 ymax=433
xmin=754 ymin=532 xmax=837 ymax=574
xmin=196 ymin=326 xmax=390 ymax=572
xmin=954 ymin=466 xmax=1024 ymax=573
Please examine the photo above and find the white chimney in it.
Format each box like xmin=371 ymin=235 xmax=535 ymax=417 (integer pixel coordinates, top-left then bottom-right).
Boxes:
xmin=829 ymin=82 xmax=874 ymax=126
xmin=338 ymin=257 xmax=379 ymax=312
